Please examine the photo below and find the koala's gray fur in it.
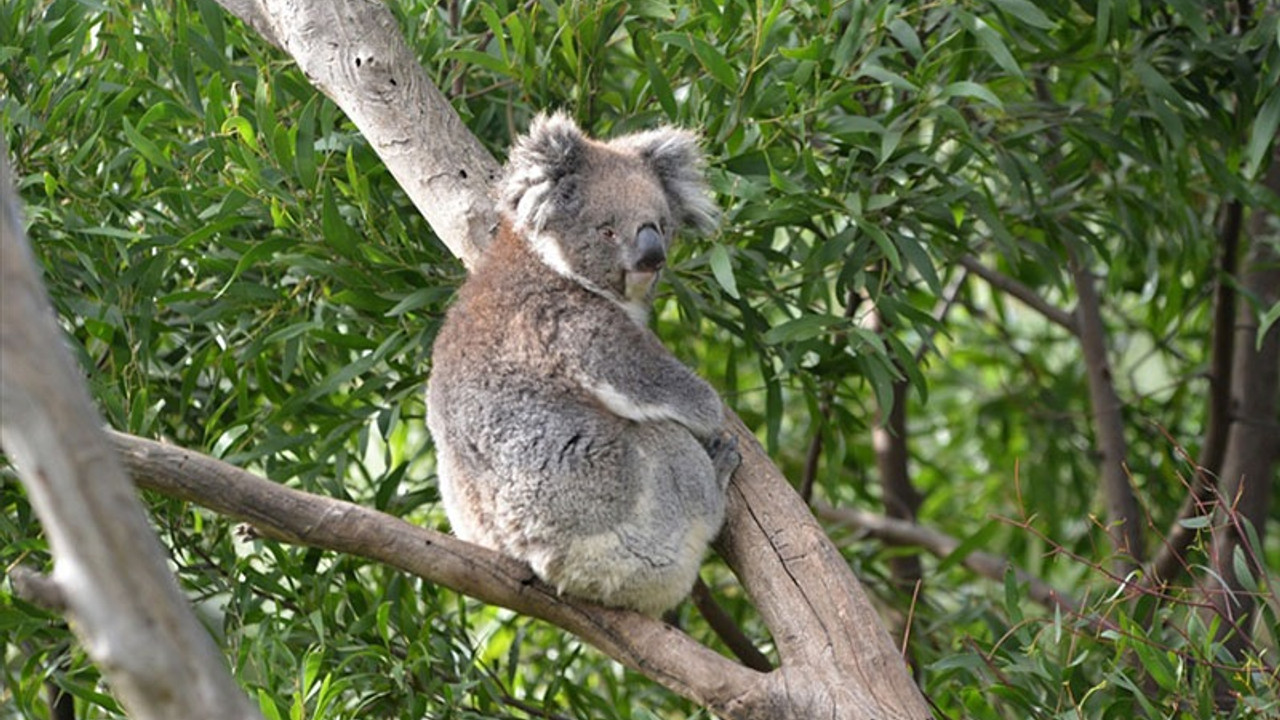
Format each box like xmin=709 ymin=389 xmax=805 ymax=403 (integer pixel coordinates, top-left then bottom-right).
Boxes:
xmin=426 ymin=113 xmax=739 ymax=615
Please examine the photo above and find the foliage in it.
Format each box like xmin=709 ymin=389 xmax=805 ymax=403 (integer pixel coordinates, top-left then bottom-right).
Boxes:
xmin=2 ymin=0 xmax=1278 ymax=718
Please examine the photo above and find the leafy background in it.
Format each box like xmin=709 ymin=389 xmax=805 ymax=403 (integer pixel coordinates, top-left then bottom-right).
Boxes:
xmin=3 ymin=0 xmax=1278 ymax=718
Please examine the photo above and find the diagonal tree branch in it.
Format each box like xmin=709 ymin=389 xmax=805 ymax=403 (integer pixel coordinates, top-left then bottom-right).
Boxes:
xmin=958 ymin=255 xmax=1078 ymax=334
xmin=108 ymin=430 xmax=760 ymax=712
xmin=217 ymin=0 xmax=502 ymax=268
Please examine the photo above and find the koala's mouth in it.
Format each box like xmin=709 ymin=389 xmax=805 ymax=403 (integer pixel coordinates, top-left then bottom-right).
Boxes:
xmin=624 ymin=270 xmax=659 ymax=302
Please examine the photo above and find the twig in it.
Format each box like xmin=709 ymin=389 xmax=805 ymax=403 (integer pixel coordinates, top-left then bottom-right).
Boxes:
xmin=816 ymin=503 xmax=1092 ymax=625
xmin=957 ymin=255 xmax=1078 ymax=335
xmin=690 ymin=578 xmax=773 ymax=672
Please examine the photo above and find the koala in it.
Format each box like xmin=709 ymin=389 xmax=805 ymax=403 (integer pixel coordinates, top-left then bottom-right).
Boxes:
xmin=425 ymin=112 xmax=740 ymax=616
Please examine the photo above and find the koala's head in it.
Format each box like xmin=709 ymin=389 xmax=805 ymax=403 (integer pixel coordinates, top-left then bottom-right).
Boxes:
xmin=500 ymin=112 xmax=717 ymax=317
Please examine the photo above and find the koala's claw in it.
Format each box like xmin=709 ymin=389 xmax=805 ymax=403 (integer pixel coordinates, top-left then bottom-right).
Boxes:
xmin=704 ymin=431 xmax=741 ymax=488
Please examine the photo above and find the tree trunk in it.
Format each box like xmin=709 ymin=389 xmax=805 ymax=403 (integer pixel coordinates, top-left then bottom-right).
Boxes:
xmin=1203 ymin=148 xmax=1280 ymax=662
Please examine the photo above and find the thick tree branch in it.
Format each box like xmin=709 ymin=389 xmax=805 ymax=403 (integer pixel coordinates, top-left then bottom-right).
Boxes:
xmin=215 ymin=0 xmax=500 ymax=268
xmin=958 ymin=255 xmax=1078 ymax=334
xmin=108 ymin=431 xmax=760 ymax=713
xmin=0 ymin=153 xmax=262 ymax=720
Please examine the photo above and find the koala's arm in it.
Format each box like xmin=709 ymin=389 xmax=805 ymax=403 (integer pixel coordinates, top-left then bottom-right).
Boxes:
xmin=571 ymin=316 xmax=725 ymax=439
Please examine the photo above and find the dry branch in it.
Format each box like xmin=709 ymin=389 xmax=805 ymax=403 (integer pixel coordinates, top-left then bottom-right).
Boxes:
xmin=1 ymin=152 xmax=262 ymax=720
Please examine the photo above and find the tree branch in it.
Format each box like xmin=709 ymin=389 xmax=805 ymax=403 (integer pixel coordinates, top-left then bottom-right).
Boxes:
xmin=815 ymin=503 xmax=1089 ymax=622
xmin=108 ymin=430 xmax=761 ymax=713
xmin=0 ymin=151 xmax=263 ymax=720
xmin=1068 ymin=251 xmax=1145 ymax=569
xmin=215 ymin=0 xmax=501 ymax=268
xmin=689 ymin=578 xmax=773 ymax=672
xmin=1204 ymin=148 xmax=1280 ymax=661
xmin=958 ymin=255 xmax=1078 ymax=334
xmin=1147 ymin=200 xmax=1242 ymax=587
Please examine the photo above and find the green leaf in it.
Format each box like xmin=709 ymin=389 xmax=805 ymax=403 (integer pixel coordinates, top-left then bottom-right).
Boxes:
xmin=938 ymin=518 xmax=1002 ymax=573
xmin=122 ymin=116 xmax=172 ymax=170
xmin=1259 ymin=300 xmax=1280 ymax=350
xmin=988 ymin=0 xmax=1056 ymax=29
xmin=689 ymin=36 xmax=739 ymax=90
xmin=220 ymin=115 xmax=260 ymax=154
xmin=762 ymin=314 xmax=842 ymax=344
xmin=964 ymin=13 xmax=1024 ymax=78
xmin=707 ymin=245 xmax=740 ymax=299
xmin=1244 ymin=88 xmax=1280 ymax=179
xmin=940 ymin=81 xmax=1004 ymax=109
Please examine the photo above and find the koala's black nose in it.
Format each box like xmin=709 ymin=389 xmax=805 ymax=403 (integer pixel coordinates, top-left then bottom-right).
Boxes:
xmin=633 ymin=224 xmax=665 ymax=272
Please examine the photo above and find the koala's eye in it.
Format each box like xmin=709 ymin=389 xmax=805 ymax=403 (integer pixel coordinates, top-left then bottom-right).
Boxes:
xmin=599 ymin=225 xmax=617 ymax=241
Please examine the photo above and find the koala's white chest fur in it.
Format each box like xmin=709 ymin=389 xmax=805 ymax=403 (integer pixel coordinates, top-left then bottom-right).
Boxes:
xmin=425 ymin=113 xmax=738 ymax=616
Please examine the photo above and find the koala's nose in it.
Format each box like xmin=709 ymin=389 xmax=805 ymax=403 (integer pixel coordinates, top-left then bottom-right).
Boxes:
xmin=633 ymin=224 xmax=666 ymax=272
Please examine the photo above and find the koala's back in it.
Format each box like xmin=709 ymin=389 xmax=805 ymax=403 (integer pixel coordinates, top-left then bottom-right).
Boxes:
xmin=427 ymin=226 xmax=726 ymax=615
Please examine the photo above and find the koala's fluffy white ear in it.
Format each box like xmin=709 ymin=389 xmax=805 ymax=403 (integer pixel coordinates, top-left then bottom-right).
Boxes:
xmin=616 ymin=127 xmax=719 ymax=235
xmin=502 ymin=112 xmax=587 ymax=232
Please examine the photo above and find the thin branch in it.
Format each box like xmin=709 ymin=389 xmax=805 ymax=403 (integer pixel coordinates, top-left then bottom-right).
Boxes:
xmin=690 ymin=578 xmax=773 ymax=672
xmin=957 ymin=255 xmax=1078 ymax=335
xmin=815 ymin=503 xmax=1091 ymax=624
xmin=865 ymin=299 xmax=923 ymax=591
xmin=799 ymin=289 xmax=860 ymax=503
xmin=1068 ymin=253 xmax=1144 ymax=569
xmin=1147 ymin=200 xmax=1242 ymax=587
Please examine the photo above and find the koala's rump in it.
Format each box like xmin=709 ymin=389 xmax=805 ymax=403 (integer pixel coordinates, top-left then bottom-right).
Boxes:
xmin=431 ymin=372 xmax=724 ymax=606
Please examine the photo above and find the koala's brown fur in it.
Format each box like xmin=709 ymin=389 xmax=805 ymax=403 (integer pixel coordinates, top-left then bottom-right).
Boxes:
xmin=426 ymin=113 xmax=738 ymax=615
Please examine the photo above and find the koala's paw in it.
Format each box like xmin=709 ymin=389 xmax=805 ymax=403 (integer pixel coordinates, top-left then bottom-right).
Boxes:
xmin=703 ymin=431 xmax=741 ymax=490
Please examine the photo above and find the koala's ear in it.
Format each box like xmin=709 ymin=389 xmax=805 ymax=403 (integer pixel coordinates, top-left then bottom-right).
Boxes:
xmin=615 ymin=127 xmax=719 ymax=235
xmin=501 ymin=112 xmax=587 ymax=231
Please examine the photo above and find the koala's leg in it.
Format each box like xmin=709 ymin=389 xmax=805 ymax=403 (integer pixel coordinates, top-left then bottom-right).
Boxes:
xmin=702 ymin=431 xmax=741 ymax=491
